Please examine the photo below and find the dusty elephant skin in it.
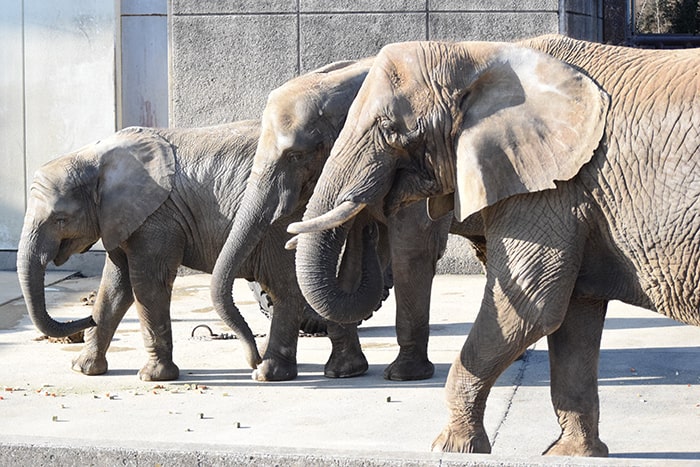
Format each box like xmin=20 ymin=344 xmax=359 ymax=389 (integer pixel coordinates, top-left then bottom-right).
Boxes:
xmin=16 ymin=121 xmax=341 ymax=382
xmin=290 ymin=35 xmax=699 ymax=456
xmin=210 ymin=58 xmax=485 ymax=382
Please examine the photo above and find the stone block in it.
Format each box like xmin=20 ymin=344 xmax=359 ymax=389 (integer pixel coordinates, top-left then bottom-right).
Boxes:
xmin=431 ymin=0 xmax=558 ymax=11
xmin=429 ymin=11 xmax=559 ymax=42
xmin=170 ymin=14 xmax=298 ymax=126
xmin=301 ymin=0 xmax=424 ymax=12
xmin=436 ymin=235 xmax=485 ymax=275
xmin=171 ymin=0 xmax=295 ymax=15
xmin=300 ymin=13 xmax=426 ymax=72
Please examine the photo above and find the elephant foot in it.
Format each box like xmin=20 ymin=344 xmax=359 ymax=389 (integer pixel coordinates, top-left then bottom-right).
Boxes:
xmin=138 ymin=360 xmax=179 ymax=381
xmin=544 ymin=435 xmax=609 ymax=457
xmin=383 ymin=355 xmax=434 ymax=381
xmin=252 ymin=357 xmax=298 ymax=381
xmin=71 ymin=352 xmax=108 ymax=376
xmin=431 ymin=424 xmax=491 ymax=454
xmin=324 ymin=350 xmax=368 ymax=378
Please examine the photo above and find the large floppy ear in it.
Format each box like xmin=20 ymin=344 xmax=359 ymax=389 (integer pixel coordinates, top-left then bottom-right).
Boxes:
xmin=452 ymin=43 xmax=609 ymax=221
xmin=95 ymin=127 xmax=175 ymax=250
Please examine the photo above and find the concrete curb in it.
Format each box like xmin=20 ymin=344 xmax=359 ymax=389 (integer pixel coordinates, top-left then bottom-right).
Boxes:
xmin=0 ymin=437 xmax=682 ymax=467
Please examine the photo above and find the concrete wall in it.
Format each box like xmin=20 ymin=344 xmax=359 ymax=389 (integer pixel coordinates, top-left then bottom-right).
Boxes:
xmin=169 ymin=0 xmax=572 ymax=127
xmin=169 ymin=0 xmax=610 ymax=274
xmin=1 ymin=0 xmax=608 ymax=275
xmin=0 ymin=1 xmax=117 ymax=254
xmin=120 ymin=0 xmax=169 ymax=128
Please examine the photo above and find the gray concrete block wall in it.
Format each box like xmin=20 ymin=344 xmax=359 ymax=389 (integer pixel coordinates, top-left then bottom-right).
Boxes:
xmin=168 ymin=1 xmax=597 ymax=274
xmin=169 ymin=1 xmax=567 ymax=127
xmin=0 ymin=2 xmax=608 ymax=276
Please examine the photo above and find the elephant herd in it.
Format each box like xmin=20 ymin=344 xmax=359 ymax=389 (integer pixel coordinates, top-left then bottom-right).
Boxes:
xmin=17 ymin=34 xmax=699 ymax=457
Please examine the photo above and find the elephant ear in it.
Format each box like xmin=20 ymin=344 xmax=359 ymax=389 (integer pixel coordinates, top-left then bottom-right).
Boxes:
xmin=451 ymin=43 xmax=609 ymax=221
xmin=95 ymin=127 xmax=175 ymax=250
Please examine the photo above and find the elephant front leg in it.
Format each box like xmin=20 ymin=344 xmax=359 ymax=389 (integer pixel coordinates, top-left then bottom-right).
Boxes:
xmin=72 ymin=251 xmax=134 ymax=376
xmin=384 ymin=261 xmax=434 ymax=381
xmin=544 ymin=297 xmax=609 ymax=457
xmin=384 ymin=204 xmax=449 ymax=381
xmin=324 ymin=321 xmax=368 ymax=378
xmin=433 ymin=210 xmax=583 ymax=453
xmin=253 ymin=297 xmax=301 ymax=382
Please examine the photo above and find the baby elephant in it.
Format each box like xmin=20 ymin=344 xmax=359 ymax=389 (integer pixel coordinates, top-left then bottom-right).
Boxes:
xmin=17 ymin=122 xmax=364 ymax=381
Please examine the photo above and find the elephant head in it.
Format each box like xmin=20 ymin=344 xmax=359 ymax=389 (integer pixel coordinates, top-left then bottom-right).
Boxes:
xmin=17 ymin=127 xmax=175 ymax=337
xmin=289 ymin=40 xmax=609 ymax=323
xmin=210 ymin=58 xmax=378 ymax=329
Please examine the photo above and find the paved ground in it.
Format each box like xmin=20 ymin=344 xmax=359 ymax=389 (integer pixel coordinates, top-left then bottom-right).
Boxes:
xmin=0 ymin=270 xmax=699 ymax=466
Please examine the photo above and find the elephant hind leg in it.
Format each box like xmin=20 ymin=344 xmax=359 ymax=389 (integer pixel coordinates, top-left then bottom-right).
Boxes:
xmin=544 ymin=297 xmax=609 ymax=457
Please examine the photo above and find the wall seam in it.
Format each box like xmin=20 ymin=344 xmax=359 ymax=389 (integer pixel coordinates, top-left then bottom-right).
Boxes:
xmin=296 ymin=0 xmax=301 ymax=75
xmin=21 ymin=0 xmax=27 ymax=212
xmin=426 ymin=0 xmax=430 ymax=40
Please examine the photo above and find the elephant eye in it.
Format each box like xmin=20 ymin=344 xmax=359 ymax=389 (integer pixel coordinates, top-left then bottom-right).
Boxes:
xmin=286 ymin=150 xmax=306 ymax=163
xmin=53 ymin=216 xmax=68 ymax=228
xmin=379 ymin=118 xmax=400 ymax=146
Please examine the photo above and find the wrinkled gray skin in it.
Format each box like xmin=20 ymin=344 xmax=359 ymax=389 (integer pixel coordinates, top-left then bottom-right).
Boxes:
xmin=290 ymin=35 xmax=699 ymax=457
xmin=211 ymin=59 xmax=484 ymax=382
xmin=17 ymin=121 xmax=351 ymax=381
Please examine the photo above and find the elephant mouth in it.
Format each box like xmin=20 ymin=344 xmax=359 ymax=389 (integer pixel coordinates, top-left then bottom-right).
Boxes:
xmin=54 ymin=238 xmax=96 ymax=266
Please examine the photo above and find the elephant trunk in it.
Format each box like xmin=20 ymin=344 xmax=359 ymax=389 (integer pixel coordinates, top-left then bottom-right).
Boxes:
xmin=16 ymin=229 xmax=95 ymax=338
xmin=210 ymin=182 xmax=282 ymax=369
xmin=295 ymin=207 xmax=384 ymax=325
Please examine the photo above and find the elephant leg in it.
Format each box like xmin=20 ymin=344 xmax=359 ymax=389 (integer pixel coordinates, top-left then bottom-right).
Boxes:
xmin=432 ymin=198 xmax=586 ymax=453
xmin=253 ymin=296 xmax=301 ymax=382
xmin=324 ymin=321 xmax=368 ymax=378
xmin=544 ymin=297 xmax=609 ymax=457
xmin=384 ymin=205 xmax=450 ymax=381
xmin=127 ymin=243 xmax=181 ymax=381
xmin=72 ymin=250 xmax=134 ymax=375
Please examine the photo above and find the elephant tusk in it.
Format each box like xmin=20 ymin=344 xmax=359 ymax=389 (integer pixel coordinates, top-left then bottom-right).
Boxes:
xmin=287 ymin=201 xmax=366 ymax=234
xmin=284 ymin=235 xmax=299 ymax=250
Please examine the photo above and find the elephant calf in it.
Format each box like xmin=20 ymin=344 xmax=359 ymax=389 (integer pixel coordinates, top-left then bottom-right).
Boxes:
xmin=17 ymin=121 xmax=364 ymax=381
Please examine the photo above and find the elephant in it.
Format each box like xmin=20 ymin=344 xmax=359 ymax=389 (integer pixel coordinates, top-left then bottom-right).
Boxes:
xmin=16 ymin=121 xmax=363 ymax=381
xmin=288 ymin=35 xmax=699 ymax=457
xmin=210 ymin=58 xmax=486 ymax=381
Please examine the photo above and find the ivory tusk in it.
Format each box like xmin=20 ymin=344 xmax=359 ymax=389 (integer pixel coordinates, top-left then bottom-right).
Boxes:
xmin=287 ymin=201 xmax=366 ymax=234
xmin=284 ymin=235 xmax=299 ymax=250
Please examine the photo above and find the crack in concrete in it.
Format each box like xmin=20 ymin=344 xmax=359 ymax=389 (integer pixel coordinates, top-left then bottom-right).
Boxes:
xmin=490 ymin=343 xmax=535 ymax=448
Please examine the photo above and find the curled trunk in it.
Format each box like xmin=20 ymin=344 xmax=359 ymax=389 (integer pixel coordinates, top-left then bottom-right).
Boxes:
xmin=295 ymin=218 xmax=384 ymax=325
xmin=16 ymin=234 xmax=95 ymax=338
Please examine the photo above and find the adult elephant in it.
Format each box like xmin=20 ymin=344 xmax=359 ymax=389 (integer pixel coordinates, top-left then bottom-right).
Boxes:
xmin=16 ymin=121 xmax=365 ymax=381
xmin=289 ymin=35 xmax=699 ymax=457
xmin=211 ymin=58 xmax=484 ymax=382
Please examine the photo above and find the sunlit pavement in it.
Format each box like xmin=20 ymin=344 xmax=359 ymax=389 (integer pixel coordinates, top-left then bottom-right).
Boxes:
xmin=0 ymin=271 xmax=698 ymax=465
